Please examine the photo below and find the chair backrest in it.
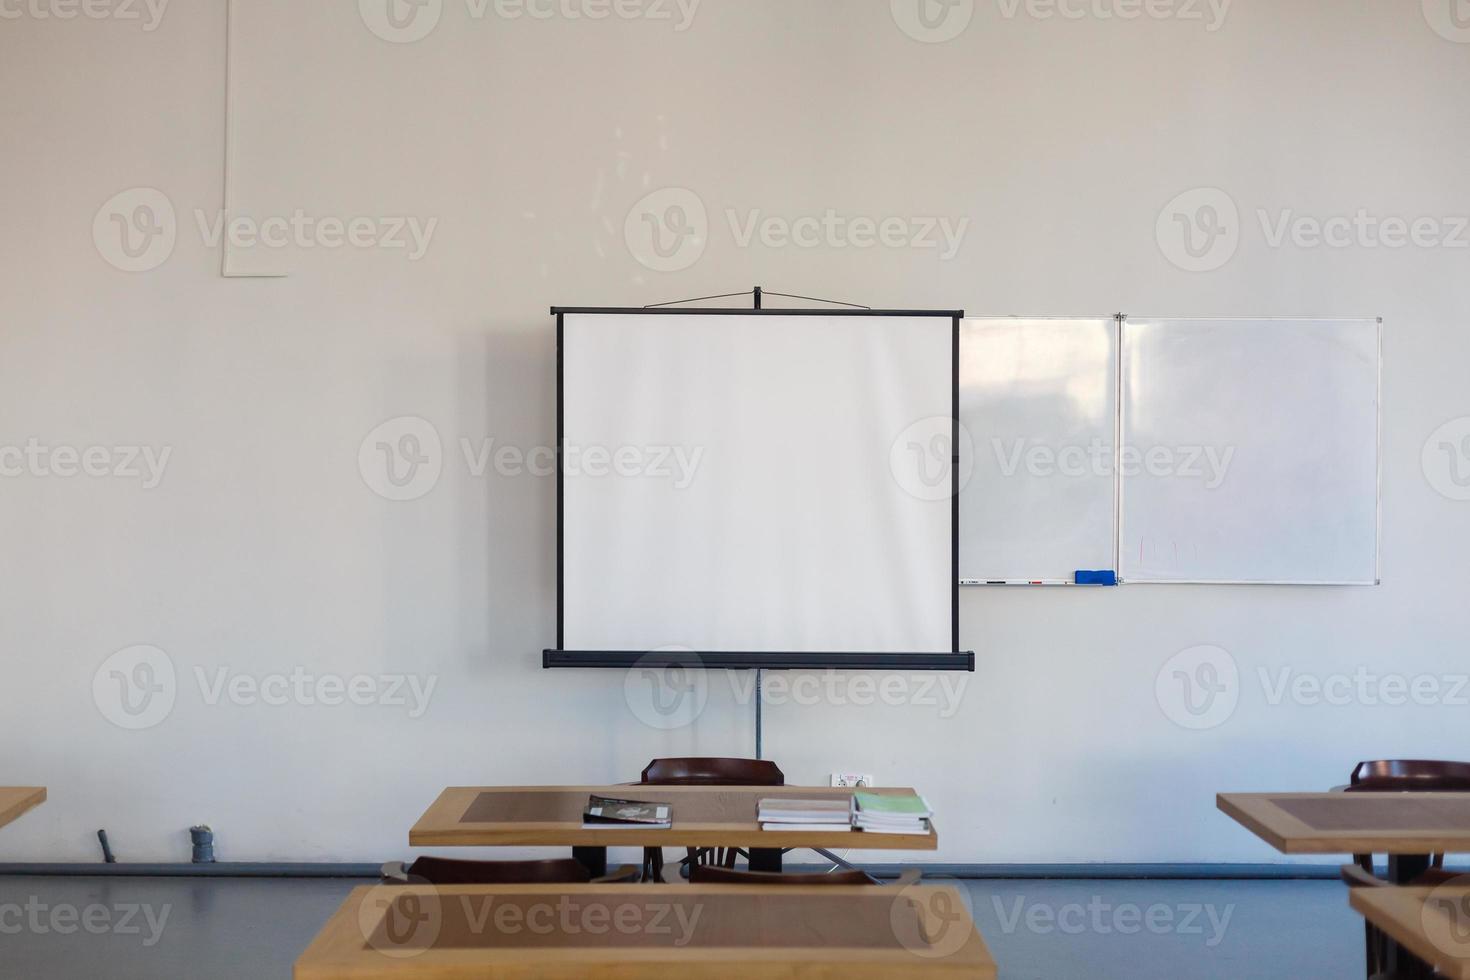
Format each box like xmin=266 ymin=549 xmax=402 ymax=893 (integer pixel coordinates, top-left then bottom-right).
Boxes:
xmin=1347 ymin=760 xmax=1470 ymax=793
xmin=640 ymin=757 xmax=785 ymax=786
xmin=690 ymin=866 xmax=872 ymax=886
xmin=404 ymin=857 xmax=592 ymax=885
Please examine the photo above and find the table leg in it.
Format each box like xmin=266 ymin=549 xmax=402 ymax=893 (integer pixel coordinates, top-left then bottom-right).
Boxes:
xmin=572 ymin=846 xmax=607 ymax=878
xmin=1387 ymin=854 xmax=1432 ymax=885
xmin=642 ymin=847 xmax=664 ymax=883
xmin=1386 ymin=855 xmax=1434 ymax=980
xmin=748 ymin=847 xmax=782 ymax=873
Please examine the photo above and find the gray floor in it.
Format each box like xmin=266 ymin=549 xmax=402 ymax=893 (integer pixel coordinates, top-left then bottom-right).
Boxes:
xmin=0 ymin=875 xmax=1364 ymax=979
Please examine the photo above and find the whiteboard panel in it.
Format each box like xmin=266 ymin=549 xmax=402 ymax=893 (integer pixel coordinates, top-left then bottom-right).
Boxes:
xmin=1120 ymin=318 xmax=1380 ymax=584
xmin=562 ymin=313 xmax=954 ymax=653
xmin=960 ymin=318 xmax=1118 ymax=583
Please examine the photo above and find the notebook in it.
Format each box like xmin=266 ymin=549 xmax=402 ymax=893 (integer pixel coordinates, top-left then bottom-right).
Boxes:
xmin=760 ymin=822 xmax=856 ymax=832
xmin=757 ymin=798 xmax=852 ymax=825
xmin=852 ymin=792 xmax=932 ymax=834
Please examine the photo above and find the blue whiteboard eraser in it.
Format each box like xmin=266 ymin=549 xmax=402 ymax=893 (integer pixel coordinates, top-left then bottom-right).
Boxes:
xmin=1075 ymin=570 xmax=1118 ymax=586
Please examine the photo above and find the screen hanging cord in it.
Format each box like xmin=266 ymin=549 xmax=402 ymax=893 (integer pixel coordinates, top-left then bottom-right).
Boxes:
xmin=643 ymin=290 xmax=756 ymax=309
xmin=760 ymin=290 xmax=871 ymax=310
xmin=642 ymin=287 xmax=871 ymax=310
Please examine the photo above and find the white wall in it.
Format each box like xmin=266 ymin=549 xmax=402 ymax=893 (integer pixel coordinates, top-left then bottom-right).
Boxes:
xmin=3 ymin=0 xmax=1469 ymax=865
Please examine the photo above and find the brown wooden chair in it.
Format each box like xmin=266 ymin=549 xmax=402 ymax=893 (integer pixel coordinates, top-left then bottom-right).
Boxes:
xmin=381 ymin=857 xmax=638 ymax=885
xmin=641 ymin=757 xmax=785 ymax=786
xmin=638 ymin=757 xmax=785 ymax=881
xmin=1345 ymin=761 xmax=1470 ymax=874
xmin=1349 ymin=760 xmax=1470 ymax=794
xmin=1341 ymin=761 xmax=1470 ymax=980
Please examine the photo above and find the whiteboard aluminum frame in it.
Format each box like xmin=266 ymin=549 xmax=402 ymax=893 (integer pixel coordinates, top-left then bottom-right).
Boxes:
xmin=1116 ymin=316 xmax=1383 ymax=587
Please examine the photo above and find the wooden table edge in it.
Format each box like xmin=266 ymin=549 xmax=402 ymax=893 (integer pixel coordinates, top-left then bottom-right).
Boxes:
xmin=411 ymin=786 xmax=939 ymax=850
xmin=1218 ymin=792 xmax=1470 ymax=855
xmin=1216 ymin=793 xmax=1292 ymax=853
xmin=0 ymin=787 xmax=46 ymax=830
xmin=295 ymin=883 xmax=994 ymax=979
xmin=1349 ymin=887 xmax=1470 ymax=980
xmin=408 ymin=826 xmax=940 ymax=849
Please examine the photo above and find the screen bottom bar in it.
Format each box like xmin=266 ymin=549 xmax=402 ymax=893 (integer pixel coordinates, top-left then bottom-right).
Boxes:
xmin=543 ymin=650 xmax=975 ymax=671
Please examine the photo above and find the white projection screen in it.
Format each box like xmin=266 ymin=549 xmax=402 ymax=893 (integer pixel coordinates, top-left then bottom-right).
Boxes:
xmin=548 ymin=309 xmax=970 ymax=671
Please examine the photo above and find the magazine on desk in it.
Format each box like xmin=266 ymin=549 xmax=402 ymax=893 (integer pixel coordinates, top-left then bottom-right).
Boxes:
xmin=581 ymin=795 xmax=672 ymax=830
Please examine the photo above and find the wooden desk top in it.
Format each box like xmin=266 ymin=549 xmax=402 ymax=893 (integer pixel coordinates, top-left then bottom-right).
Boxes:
xmin=1219 ymin=793 xmax=1470 ymax=854
xmin=295 ymin=882 xmax=994 ymax=979
xmin=410 ymin=786 xmax=938 ymax=850
xmin=0 ymin=788 xmax=45 ymax=831
xmin=1350 ymin=882 xmax=1470 ymax=980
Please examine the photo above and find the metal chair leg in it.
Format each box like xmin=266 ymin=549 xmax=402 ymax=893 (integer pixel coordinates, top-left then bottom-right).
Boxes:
xmin=811 ymin=847 xmax=884 ymax=884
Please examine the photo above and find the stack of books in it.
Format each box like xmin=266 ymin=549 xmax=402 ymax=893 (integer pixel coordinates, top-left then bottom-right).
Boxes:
xmin=852 ymin=791 xmax=932 ymax=835
xmin=757 ymin=797 xmax=854 ymax=832
xmin=581 ymin=795 xmax=671 ymax=830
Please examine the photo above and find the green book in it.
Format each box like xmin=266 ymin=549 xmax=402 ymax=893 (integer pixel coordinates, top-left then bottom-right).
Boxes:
xmin=854 ymin=791 xmax=931 ymax=817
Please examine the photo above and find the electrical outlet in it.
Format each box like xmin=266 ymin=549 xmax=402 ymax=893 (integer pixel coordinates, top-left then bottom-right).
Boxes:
xmin=830 ymin=772 xmax=875 ymax=788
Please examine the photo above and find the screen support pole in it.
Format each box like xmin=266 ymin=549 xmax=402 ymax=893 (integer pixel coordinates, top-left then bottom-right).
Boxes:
xmin=749 ymin=285 xmax=765 ymax=763
xmin=754 ymin=669 xmax=764 ymax=760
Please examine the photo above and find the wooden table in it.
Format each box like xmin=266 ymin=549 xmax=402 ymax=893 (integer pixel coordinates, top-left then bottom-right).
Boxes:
xmin=295 ymin=882 xmax=995 ymax=978
xmin=411 ymin=786 xmax=938 ymax=875
xmin=1218 ymin=792 xmax=1470 ymax=863
xmin=1350 ymin=882 xmax=1470 ymax=980
xmin=1220 ymin=791 xmax=1470 ymax=976
xmin=0 ymin=788 xmax=45 ymax=830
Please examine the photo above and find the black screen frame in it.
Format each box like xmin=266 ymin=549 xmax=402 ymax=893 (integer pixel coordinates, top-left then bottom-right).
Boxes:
xmin=544 ymin=306 xmax=973 ymax=672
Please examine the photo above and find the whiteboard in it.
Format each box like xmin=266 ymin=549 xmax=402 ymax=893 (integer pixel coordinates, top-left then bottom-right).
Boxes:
xmin=1120 ymin=318 xmax=1380 ymax=584
xmin=960 ymin=318 xmax=1118 ymax=584
xmin=562 ymin=312 xmax=955 ymax=655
